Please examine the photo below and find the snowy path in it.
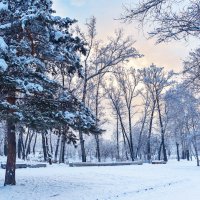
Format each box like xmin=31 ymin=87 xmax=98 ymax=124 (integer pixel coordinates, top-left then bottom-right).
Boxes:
xmin=0 ymin=160 xmax=200 ymax=200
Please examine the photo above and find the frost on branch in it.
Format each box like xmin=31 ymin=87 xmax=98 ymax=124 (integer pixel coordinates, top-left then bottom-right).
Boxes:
xmin=121 ymin=0 xmax=200 ymax=42
xmin=0 ymin=59 xmax=7 ymax=73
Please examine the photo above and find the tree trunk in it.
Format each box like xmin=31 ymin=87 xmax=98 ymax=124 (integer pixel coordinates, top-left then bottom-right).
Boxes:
xmin=193 ymin=145 xmax=199 ymax=166
xmin=120 ymin=123 xmax=129 ymax=160
xmin=176 ymin=142 xmax=180 ymax=161
xmin=128 ymin=109 xmax=134 ymax=161
xmin=4 ymin=131 xmax=8 ymax=156
xmin=186 ymin=149 xmax=190 ymax=161
xmin=59 ymin=133 xmax=66 ymax=163
xmin=156 ymin=96 xmax=167 ymax=162
xmin=118 ymin=111 xmax=132 ymax=161
xmin=95 ymin=134 xmax=101 ymax=162
xmin=4 ymin=120 xmax=16 ymax=186
xmin=45 ymin=132 xmax=52 ymax=165
xmin=79 ymin=79 xmax=88 ymax=163
xmin=20 ymin=131 xmax=25 ymax=160
xmin=79 ymin=130 xmax=86 ymax=162
xmin=136 ymin=115 xmax=146 ymax=159
xmin=54 ymin=131 xmax=61 ymax=162
xmin=192 ymin=136 xmax=199 ymax=166
xmin=147 ymin=100 xmax=156 ymax=162
xmin=182 ymin=150 xmax=186 ymax=159
xmin=32 ymin=132 xmax=37 ymax=155
xmin=4 ymin=90 xmax=17 ymax=186
xmin=61 ymin=134 xmax=66 ymax=163
xmin=17 ymin=132 xmax=23 ymax=159
xmin=158 ymin=141 xmax=162 ymax=160
xmin=42 ymin=132 xmax=47 ymax=161
xmin=49 ymin=131 xmax=53 ymax=154
xmin=161 ymin=131 xmax=167 ymax=161
xmin=94 ymin=78 xmax=101 ymax=162
xmin=24 ymin=128 xmax=30 ymax=151
xmin=25 ymin=131 xmax=34 ymax=158
xmin=17 ymin=131 xmax=25 ymax=159
xmin=116 ymin=115 xmax=120 ymax=161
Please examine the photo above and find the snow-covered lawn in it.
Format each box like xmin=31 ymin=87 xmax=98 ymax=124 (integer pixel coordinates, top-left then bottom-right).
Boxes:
xmin=0 ymin=160 xmax=200 ymax=200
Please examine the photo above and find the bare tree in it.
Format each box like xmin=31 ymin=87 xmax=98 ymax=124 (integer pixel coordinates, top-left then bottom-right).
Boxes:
xmin=139 ymin=64 xmax=174 ymax=161
xmin=76 ymin=17 xmax=142 ymax=162
xmin=165 ymin=83 xmax=200 ymax=166
xmin=121 ymin=0 xmax=200 ymax=43
xmin=114 ymin=66 xmax=140 ymax=161
xmin=184 ymin=48 xmax=200 ymax=92
xmin=85 ymin=72 xmax=107 ymax=162
xmin=135 ymin=91 xmax=150 ymax=159
xmin=105 ymin=81 xmax=133 ymax=161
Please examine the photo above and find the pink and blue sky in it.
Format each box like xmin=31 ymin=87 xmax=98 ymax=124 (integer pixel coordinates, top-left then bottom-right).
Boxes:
xmin=53 ymin=0 xmax=200 ymax=71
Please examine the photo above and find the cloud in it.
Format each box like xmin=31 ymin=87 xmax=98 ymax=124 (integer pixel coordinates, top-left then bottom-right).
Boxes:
xmin=70 ymin=0 xmax=86 ymax=6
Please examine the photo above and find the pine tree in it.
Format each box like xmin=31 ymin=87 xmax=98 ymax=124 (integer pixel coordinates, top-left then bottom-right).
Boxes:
xmin=0 ymin=0 xmax=98 ymax=185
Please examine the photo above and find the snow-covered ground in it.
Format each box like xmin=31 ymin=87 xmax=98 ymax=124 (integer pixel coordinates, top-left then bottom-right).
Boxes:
xmin=0 ymin=160 xmax=200 ymax=200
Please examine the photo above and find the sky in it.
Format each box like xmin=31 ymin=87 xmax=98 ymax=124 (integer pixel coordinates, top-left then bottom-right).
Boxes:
xmin=52 ymin=0 xmax=200 ymax=72
xmin=52 ymin=0 xmax=200 ymax=138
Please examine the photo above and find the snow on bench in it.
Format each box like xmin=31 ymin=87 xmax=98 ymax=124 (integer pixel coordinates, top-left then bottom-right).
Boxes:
xmin=1 ymin=163 xmax=47 ymax=169
xmin=151 ymin=160 xmax=167 ymax=164
xmin=69 ymin=161 xmax=143 ymax=167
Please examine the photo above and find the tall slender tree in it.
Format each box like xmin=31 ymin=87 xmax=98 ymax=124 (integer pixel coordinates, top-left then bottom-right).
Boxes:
xmin=114 ymin=67 xmax=140 ymax=161
xmin=138 ymin=64 xmax=174 ymax=162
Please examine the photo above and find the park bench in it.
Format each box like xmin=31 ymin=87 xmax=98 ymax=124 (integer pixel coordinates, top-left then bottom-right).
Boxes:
xmin=1 ymin=163 xmax=47 ymax=169
xmin=151 ymin=160 xmax=167 ymax=164
xmin=1 ymin=163 xmax=27 ymax=169
xmin=27 ymin=164 xmax=47 ymax=168
xmin=69 ymin=161 xmax=143 ymax=167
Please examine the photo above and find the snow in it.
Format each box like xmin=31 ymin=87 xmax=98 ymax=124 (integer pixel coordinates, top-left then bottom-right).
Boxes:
xmin=13 ymin=112 xmax=24 ymax=121
xmin=0 ymin=2 xmax=8 ymax=11
xmin=25 ymin=83 xmax=44 ymax=93
xmin=0 ymin=37 xmax=8 ymax=52
xmin=14 ymin=79 xmax=44 ymax=94
xmin=0 ymin=160 xmax=200 ymax=200
xmin=0 ymin=23 xmax=11 ymax=30
xmin=54 ymin=31 xmax=65 ymax=41
xmin=21 ymin=14 xmax=39 ymax=30
xmin=0 ymin=59 xmax=8 ymax=72
xmin=63 ymin=111 xmax=76 ymax=123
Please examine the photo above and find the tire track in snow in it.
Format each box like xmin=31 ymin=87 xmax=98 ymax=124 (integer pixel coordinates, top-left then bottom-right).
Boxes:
xmin=104 ymin=179 xmax=189 ymax=200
